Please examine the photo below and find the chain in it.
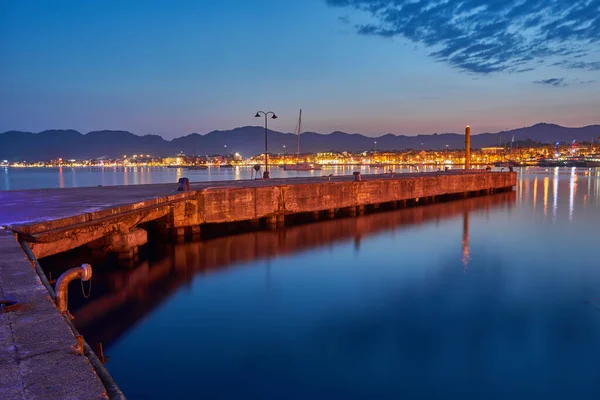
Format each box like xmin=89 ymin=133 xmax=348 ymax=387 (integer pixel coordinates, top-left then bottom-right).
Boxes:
xmin=81 ymin=277 xmax=92 ymax=299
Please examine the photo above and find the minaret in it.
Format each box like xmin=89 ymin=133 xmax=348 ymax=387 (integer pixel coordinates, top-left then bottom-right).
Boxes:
xmin=465 ymin=125 xmax=471 ymax=170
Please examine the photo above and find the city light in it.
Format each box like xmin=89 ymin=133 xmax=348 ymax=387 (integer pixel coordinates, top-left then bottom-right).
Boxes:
xmin=2 ymin=140 xmax=599 ymax=168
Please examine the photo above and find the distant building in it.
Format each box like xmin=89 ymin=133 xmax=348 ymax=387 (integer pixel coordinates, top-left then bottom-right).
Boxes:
xmin=481 ymin=146 xmax=505 ymax=154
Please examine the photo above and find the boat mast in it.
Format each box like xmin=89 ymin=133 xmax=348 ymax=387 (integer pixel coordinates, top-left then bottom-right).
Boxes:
xmin=297 ymin=109 xmax=302 ymax=162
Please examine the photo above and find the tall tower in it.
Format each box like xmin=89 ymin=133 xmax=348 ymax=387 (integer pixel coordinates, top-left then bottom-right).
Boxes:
xmin=465 ymin=125 xmax=471 ymax=170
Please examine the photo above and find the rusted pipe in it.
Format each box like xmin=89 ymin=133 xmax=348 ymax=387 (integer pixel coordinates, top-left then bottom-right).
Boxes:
xmin=55 ymin=263 xmax=92 ymax=313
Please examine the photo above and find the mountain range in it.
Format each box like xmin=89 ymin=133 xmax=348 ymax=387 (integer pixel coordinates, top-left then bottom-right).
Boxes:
xmin=1 ymin=123 xmax=599 ymax=161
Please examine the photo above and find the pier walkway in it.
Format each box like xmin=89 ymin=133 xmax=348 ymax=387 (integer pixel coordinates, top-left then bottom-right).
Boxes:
xmin=0 ymin=230 xmax=108 ymax=399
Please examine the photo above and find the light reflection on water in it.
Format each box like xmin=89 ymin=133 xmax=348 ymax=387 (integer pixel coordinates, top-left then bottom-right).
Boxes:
xmin=2 ymin=165 xmax=444 ymax=190
xmin=3 ymin=165 xmax=599 ymax=191
xmin=38 ymin=169 xmax=600 ymax=399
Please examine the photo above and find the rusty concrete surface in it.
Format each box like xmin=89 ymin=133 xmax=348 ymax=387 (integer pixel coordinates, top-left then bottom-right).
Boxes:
xmin=0 ymin=230 xmax=108 ymax=400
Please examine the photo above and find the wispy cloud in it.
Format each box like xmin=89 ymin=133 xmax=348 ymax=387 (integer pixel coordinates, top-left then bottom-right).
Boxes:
xmin=533 ymin=78 xmax=566 ymax=87
xmin=326 ymin=0 xmax=600 ymax=74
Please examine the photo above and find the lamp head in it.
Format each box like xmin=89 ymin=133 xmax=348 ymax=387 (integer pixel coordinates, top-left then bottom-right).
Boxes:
xmin=254 ymin=112 xmax=261 ymax=118
xmin=271 ymin=114 xmax=278 ymax=119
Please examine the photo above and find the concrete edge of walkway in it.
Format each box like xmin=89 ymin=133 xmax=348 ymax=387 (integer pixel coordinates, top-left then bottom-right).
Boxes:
xmin=0 ymin=229 xmax=126 ymax=400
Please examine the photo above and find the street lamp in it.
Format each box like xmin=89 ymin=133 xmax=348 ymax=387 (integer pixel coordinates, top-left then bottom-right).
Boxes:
xmin=255 ymin=111 xmax=278 ymax=178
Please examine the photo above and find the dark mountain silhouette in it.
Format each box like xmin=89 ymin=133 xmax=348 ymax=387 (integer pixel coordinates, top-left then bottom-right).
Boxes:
xmin=1 ymin=123 xmax=599 ymax=161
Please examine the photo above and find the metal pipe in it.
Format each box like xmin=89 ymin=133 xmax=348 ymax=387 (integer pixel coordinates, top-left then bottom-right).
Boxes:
xmin=55 ymin=263 xmax=92 ymax=314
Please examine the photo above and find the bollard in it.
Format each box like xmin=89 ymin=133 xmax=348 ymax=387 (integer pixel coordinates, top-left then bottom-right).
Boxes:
xmin=177 ymin=177 xmax=190 ymax=191
xmin=353 ymin=171 xmax=361 ymax=181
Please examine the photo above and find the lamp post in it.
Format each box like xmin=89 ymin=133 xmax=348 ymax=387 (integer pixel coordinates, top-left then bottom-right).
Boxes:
xmin=255 ymin=111 xmax=278 ymax=178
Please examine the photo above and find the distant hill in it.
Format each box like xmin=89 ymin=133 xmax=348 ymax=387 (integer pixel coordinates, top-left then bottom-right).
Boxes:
xmin=1 ymin=123 xmax=599 ymax=161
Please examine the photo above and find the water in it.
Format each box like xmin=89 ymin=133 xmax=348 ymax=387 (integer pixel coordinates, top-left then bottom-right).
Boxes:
xmin=38 ymin=168 xmax=600 ymax=399
xmin=1 ymin=165 xmax=425 ymax=190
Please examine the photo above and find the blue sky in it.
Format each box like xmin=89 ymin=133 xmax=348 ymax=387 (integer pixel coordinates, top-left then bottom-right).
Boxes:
xmin=1 ymin=0 xmax=599 ymax=138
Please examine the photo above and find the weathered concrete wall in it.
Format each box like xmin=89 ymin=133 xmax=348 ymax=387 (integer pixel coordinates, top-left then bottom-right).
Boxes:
xmin=192 ymin=172 xmax=515 ymax=224
xmin=19 ymin=172 xmax=515 ymax=259
xmin=28 ymin=203 xmax=171 ymax=259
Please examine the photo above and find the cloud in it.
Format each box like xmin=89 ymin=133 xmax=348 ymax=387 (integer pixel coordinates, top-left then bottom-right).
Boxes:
xmin=338 ymin=14 xmax=351 ymax=24
xmin=533 ymin=78 xmax=566 ymax=86
xmin=553 ymin=60 xmax=600 ymax=71
xmin=326 ymin=0 xmax=600 ymax=74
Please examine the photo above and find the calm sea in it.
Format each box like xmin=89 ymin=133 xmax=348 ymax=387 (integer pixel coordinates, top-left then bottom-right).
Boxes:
xmin=1 ymin=165 xmax=427 ymax=190
xmin=36 ymin=167 xmax=600 ymax=399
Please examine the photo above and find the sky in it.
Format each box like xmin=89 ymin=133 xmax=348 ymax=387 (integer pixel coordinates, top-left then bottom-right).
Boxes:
xmin=1 ymin=0 xmax=599 ymax=138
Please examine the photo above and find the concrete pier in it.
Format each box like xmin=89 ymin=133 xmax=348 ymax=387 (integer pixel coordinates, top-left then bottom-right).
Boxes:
xmin=0 ymin=231 xmax=108 ymax=399
xmin=1 ymin=171 xmax=516 ymax=259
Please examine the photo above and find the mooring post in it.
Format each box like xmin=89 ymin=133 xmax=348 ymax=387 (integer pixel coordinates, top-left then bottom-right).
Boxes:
xmin=177 ymin=177 xmax=190 ymax=191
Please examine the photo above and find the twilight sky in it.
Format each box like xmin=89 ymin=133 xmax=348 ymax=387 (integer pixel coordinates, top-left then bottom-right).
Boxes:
xmin=1 ymin=0 xmax=599 ymax=138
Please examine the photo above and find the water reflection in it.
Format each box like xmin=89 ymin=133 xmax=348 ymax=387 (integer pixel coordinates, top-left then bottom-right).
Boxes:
xmin=553 ymin=168 xmax=559 ymax=222
xmin=1 ymin=164 xmax=474 ymax=190
xmin=50 ymin=191 xmax=514 ymax=349
xmin=543 ymin=177 xmax=549 ymax=218
xmin=58 ymin=166 xmax=64 ymax=188
xmin=532 ymin=177 xmax=538 ymax=211
xmin=569 ymin=169 xmax=577 ymax=220
xmin=461 ymin=209 xmax=470 ymax=271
